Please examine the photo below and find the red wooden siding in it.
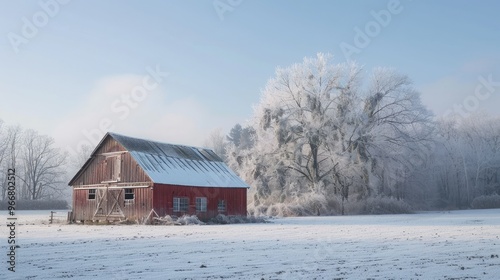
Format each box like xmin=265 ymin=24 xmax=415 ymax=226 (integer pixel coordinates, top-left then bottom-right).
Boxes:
xmin=70 ymin=134 xmax=248 ymax=223
xmin=73 ymin=189 xmax=98 ymax=221
xmin=123 ymin=187 xmax=153 ymax=220
xmin=72 ymin=187 xmax=153 ymax=221
xmin=152 ymin=184 xmax=247 ymax=220
xmin=71 ymin=137 xmax=152 ymax=186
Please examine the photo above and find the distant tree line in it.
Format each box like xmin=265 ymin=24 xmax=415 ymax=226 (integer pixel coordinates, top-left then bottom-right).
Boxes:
xmin=406 ymin=115 xmax=500 ymax=210
xmin=0 ymin=121 xmax=67 ymax=202
xmin=0 ymin=199 xmax=68 ymax=210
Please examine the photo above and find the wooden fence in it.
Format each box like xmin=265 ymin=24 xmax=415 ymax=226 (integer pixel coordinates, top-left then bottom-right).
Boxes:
xmin=49 ymin=211 xmax=68 ymax=224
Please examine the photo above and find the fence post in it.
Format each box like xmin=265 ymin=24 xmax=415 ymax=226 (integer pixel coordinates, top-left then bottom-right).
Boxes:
xmin=67 ymin=211 xmax=73 ymax=224
xmin=50 ymin=211 xmax=55 ymax=224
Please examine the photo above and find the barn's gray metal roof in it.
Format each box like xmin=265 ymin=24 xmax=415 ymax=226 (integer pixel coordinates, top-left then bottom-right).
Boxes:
xmin=109 ymin=133 xmax=249 ymax=188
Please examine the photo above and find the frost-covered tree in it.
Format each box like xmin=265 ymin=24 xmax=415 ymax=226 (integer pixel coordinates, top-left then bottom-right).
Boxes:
xmin=247 ymin=54 xmax=363 ymax=215
xmin=399 ymin=113 xmax=500 ymax=210
xmin=0 ymin=120 xmax=7 ymax=172
xmin=356 ymin=68 xmax=434 ymax=198
xmin=19 ymin=130 xmax=67 ymax=200
xmin=0 ymin=121 xmax=8 ymax=200
xmin=72 ymin=143 xmax=93 ymax=170
xmin=240 ymin=126 xmax=256 ymax=150
xmin=229 ymin=53 xmax=434 ymax=216
xmin=227 ymin=124 xmax=242 ymax=147
xmin=459 ymin=115 xmax=500 ymax=199
xmin=0 ymin=124 xmax=68 ymax=201
xmin=426 ymin=115 xmax=500 ymax=208
xmin=203 ymin=128 xmax=227 ymax=161
xmin=0 ymin=124 xmax=22 ymax=200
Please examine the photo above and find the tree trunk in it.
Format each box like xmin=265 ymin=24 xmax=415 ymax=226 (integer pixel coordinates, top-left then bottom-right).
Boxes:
xmin=310 ymin=142 xmax=320 ymax=185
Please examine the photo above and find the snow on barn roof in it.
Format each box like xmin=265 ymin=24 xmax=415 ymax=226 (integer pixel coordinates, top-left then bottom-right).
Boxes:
xmin=110 ymin=133 xmax=249 ymax=188
xmin=69 ymin=132 xmax=249 ymax=188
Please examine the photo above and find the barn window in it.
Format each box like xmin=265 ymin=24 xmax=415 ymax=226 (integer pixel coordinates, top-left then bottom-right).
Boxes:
xmin=88 ymin=189 xmax=96 ymax=200
xmin=173 ymin=197 xmax=188 ymax=212
xmin=218 ymin=200 xmax=226 ymax=212
xmin=104 ymin=154 xmax=122 ymax=182
xmin=124 ymin=188 xmax=134 ymax=200
xmin=196 ymin=197 xmax=207 ymax=212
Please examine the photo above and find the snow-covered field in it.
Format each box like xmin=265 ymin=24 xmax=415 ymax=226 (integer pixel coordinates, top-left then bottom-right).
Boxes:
xmin=2 ymin=209 xmax=500 ymax=279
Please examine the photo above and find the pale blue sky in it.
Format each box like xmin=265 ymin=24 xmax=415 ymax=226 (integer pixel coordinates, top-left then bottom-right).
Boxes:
xmin=1 ymin=0 xmax=499 ymax=152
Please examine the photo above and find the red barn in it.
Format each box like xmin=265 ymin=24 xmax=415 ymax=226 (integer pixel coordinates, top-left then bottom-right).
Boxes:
xmin=68 ymin=132 xmax=249 ymax=223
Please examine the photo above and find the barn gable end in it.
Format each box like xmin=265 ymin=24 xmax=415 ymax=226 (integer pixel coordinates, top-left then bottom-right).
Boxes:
xmin=69 ymin=135 xmax=153 ymax=187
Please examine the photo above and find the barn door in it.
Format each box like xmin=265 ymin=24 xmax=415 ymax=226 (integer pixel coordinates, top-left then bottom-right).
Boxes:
xmin=93 ymin=188 xmax=125 ymax=220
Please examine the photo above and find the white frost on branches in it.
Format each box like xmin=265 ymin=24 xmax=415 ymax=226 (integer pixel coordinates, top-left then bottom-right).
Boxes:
xmin=229 ymin=53 xmax=434 ymax=215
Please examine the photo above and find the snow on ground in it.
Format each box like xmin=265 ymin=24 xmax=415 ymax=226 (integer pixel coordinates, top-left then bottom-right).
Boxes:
xmin=1 ymin=209 xmax=500 ymax=279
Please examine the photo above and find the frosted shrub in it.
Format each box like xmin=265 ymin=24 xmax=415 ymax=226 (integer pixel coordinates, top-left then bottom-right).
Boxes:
xmin=248 ymin=192 xmax=344 ymax=217
xmin=251 ymin=193 xmax=337 ymax=217
xmin=471 ymin=194 xmax=500 ymax=209
xmin=177 ymin=215 xmax=205 ymax=225
xmin=153 ymin=215 xmax=176 ymax=225
xmin=347 ymin=196 xmax=413 ymax=215
xmin=154 ymin=215 xmax=205 ymax=225
xmin=245 ymin=215 xmax=268 ymax=223
xmin=251 ymin=195 xmax=413 ymax=216
xmin=344 ymin=200 xmax=364 ymax=215
xmin=282 ymin=204 xmax=307 ymax=216
xmin=325 ymin=196 xmax=342 ymax=215
xmin=266 ymin=204 xmax=281 ymax=216
xmin=231 ymin=216 xmax=247 ymax=223
xmin=298 ymin=193 xmax=328 ymax=215
xmin=211 ymin=214 xmax=232 ymax=224
xmin=252 ymin=205 xmax=268 ymax=216
xmin=208 ymin=214 xmax=267 ymax=224
xmin=265 ymin=203 xmax=298 ymax=217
